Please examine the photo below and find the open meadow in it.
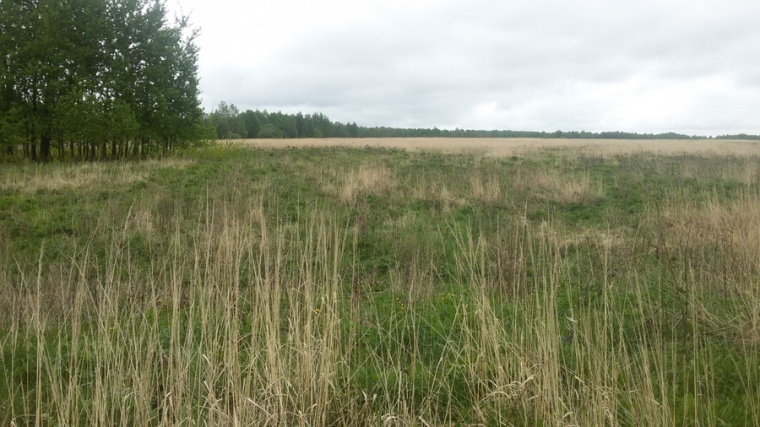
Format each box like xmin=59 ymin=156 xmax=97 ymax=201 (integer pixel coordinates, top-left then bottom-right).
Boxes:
xmin=240 ymin=137 xmax=760 ymax=157
xmin=1 ymin=138 xmax=759 ymax=425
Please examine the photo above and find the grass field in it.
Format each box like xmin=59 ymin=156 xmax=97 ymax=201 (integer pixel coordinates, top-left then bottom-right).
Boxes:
xmin=240 ymin=137 xmax=760 ymax=156
xmin=1 ymin=138 xmax=759 ymax=425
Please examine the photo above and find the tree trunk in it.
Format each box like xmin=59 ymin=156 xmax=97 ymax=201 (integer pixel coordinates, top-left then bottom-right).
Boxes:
xmin=56 ymin=134 xmax=64 ymax=159
xmin=40 ymin=127 xmax=51 ymax=161
xmin=30 ymin=136 xmax=37 ymax=162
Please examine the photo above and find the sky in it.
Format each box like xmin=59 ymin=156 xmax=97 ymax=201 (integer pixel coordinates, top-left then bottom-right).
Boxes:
xmin=166 ymin=0 xmax=760 ymax=135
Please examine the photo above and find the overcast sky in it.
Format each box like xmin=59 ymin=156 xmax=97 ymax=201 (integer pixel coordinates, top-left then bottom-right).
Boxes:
xmin=167 ymin=0 xmax=760 ymax=135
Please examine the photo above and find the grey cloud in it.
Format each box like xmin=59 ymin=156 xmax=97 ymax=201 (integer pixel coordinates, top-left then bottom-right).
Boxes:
xmin=191 ymin=0 xmax=760 ymax=134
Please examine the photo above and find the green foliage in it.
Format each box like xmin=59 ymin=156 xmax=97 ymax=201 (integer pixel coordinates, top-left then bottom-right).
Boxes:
xmin=203 ymin=101 xmax=760 ymax=141
xmin=0 ymin=0 xmax=205 ymax=162
xmin=204 ymin=106 xmax=358 ymax=140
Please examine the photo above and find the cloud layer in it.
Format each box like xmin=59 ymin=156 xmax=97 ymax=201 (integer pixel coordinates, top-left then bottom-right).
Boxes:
xmin=173 ymin=0 xmax=760 ymax=135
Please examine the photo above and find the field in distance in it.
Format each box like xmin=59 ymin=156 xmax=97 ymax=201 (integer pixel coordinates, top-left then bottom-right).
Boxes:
xmin=239 ymin=137 xmax=760 ymax=156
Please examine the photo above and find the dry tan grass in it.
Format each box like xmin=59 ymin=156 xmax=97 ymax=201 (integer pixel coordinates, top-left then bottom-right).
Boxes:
xmin=720 ymin=162 xmax=760 ymax=186
xmin=470 ymin=170 xmax=502 ymax=204
xmin=647 ymin=157 xmax=760 ymax=185
xmin=649 ymin=191 xmax=760 ymax=347
xmin=659 ymin=192 xmax=760 ymax=270
xmin=295 ymin=161 xmax=395 ymax=206
xmin=237 ymin=137 xmax=760 ymax=157
xmin=535 ymin=221 xmax=625 ymax=253
xmin=337 ymin=163 xmax=395 ymax=206
xmin=516 ymin=169 xmax=604 ymax=205
xmin=342 ymin=164 xmax=392 ymax=202
xmin=0 ymin=158 xmax=192 ymax=192
xmin=407 ymin=179 xmax=466 ymax=210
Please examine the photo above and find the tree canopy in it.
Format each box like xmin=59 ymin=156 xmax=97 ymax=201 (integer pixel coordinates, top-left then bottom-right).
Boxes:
xmin=206 ymin=102 xmax=760 ymax=141
xmin=0 ymin=0 xmax=208 ymax=161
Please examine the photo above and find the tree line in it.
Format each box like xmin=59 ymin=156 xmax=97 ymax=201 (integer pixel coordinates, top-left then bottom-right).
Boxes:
xmin=0 ymin=0 xmax=208 ymax=162
xmin=206 ymin=102 xmax=359 ymax=139
xmin=207 ymin=102 xmax=760 ymax=141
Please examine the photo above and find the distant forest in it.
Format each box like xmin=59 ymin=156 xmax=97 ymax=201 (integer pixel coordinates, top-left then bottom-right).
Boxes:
xmin=208 ymin=102 xmax=760 ymax=141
